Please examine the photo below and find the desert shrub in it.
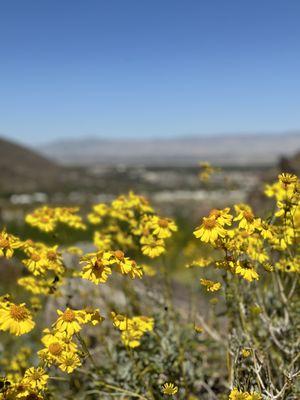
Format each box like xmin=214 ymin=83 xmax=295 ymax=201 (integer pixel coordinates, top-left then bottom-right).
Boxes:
xmin=0 ymin=174 xmax=299 ymax=399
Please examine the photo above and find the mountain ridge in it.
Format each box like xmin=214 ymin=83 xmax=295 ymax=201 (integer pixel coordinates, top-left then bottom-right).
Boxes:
xmin=38 ymin=132 xmax=300 ymax=167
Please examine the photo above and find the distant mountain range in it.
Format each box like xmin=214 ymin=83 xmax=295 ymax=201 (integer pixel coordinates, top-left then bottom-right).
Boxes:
xmin=38 ymin=132 xmax=300 ymax=166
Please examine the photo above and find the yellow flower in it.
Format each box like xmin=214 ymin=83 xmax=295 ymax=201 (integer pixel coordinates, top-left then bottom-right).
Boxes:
xmin=58 ymin=352 xmax=81 ymax=373
xmin=275 ymin=257 xmax=300 ymax=273
xmin=194 ymin=323 xmax=203 ymax=333
xmin=198 ymin=161 xmax=218 ymax=182
xmin=54 ymin=308 xmax=86 ymax=336
xmin=38 ymin=330 xmax=74 ymax=366
xmin=200 ymin=278 xmax=221 ymax=292
xmin=149 ymin=216 xmax=177 ymax=238
xmin=0 ymin=381 xmax=32 ymax=399
xmin=129 ymin=316 xmax=154 ymax=333
xmin=278 ymin=172 xmax=297 ymax=186
xmin=41 ymin=328 xmax=78 ymax=353
xmin=25 ymin=206 xmax=57 ymax=232
xmin=209 ymin=207 xmax=233 ymax=226
xmin=186 ymin=257 xmax=212 ymax=269
xmin=141 ymin=236 xmax=165 ymax=258
xmin=257 ymin=221 xmax=274 ymax=240
xmin=88 ymin=203 xmax=108 ymax=224
xmin=25 ymin=206 xmax=86 ymax=232
xmin=111 ymin=312 xmax=131 ymax=331
xmin=250 ymin=305 xmax=262 ymax=315
xmin=194 ymin=216 xmax=226 ymax=244
xmin=234 ymin=204 xmax=260 ymax=232
xmin=38 ymin=342 xmax=64 ymax=365
xmin=229 ymin=388 xmax=262 ymax=400
xmin=233 ymin=262 xmax=259 ymax=282
xmin=0 ymin=230 xmax=22 ymax=258
xmin=112 ymin=313 xmax=154 ymax=348
xmin=22 ymin=367 xmax=48 ymax=390
xmin=111 ymin=250 xmax=132 ymax=273
xmin=161 ymin=382 xmax=178 ymax=395
xmin=54 ymin=206 xmax=87 ymax=230
xmin=93 ymin=231 xmax=112 ymax=251
xmin=83 ymin=307 xmax=105 ymax=326
xmin=111 ymin=250 xmax=143 ymax=279
xmin=22 ymin=243 xmax=64 ymax=276
xmin=0 ymin=302 xmax=35 ymax=336
xmin=241 ymin=348 xmax=251 ymax=358
xmin=121 ymin=329 xmax=143 ymax=348
xmin=17 ymin=276 xmax=53 ymax=295
xmin=80 ymin=251 xmax=112 ymax=284
xmin=229 ymin=388 xmax=249 ymax=400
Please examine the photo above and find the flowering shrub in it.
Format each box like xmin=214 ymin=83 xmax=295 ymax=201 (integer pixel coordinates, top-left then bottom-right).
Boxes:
xmin=0 ymin=174 xmax=299 ymax=399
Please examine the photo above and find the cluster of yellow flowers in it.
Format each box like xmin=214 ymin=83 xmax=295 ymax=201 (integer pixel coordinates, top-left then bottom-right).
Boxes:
xmin=38 ymin=307 xmax=103 ymax=373
xmin=0 ymin=366 xmax=49 ymax=400
xmin=111 ymin=312 xmax=154 ymax=348
xmin=0 ymin=303 xmax=104 ymax=397
xmin=0 ymin=234 xmax=66 ymax=298
xmin=25 ymin=206 xmax=86 ymax=232
xmin=199 ymin=278 xmax=221 ymax=292
xmin=0 ymin=174 xmax=298 ymax=398
xmin=192 ymin=173 xmax=299 ymax=292
xmin=0 ymin=192 xmax=179 ymax=398
xmin=80 ymin=249 xmax=143 ymax=283
xmin=88 ymin=192 xmax=177 ymax=258
xmin=22 ymin=242 xmax=64 ymax=276
xmin=198 ymin=161 xmax=219 ymax=182
xmin=229 ymin=387 xmax=262 ymax=400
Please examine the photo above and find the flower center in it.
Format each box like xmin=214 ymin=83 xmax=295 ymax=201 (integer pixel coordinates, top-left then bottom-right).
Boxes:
xmin=10 ymin=305 xmax=28 ymax=321
xmin=158 ymin=219 xmax=169 ymax=228
xmin=31 ymin=253 xmax=41 ymax=262
xmin=114 ymin=250 xmax=124 ymax=260
xmin=241 ymin=231 xmax=249 ymax=238
xmin=47 ymin=251 xmax=57 ymax=260
xmin=49 ymin=342 xmax=63 ymax=356
xmin=243 ymin=211 xmax=254 ymax=222
xmin=93 ymin=260 xmax=104 ymax=271
xmin=30 ymin=371 xmax=43 ymax=380
xmin=62 ymin=309 xmax=75 ymax=322
xmin=209 ymin=209 xmax=221 ymax=218
xmin=64 ymin=356 xmax=75 ymax=366
xmin=203 ymin=218 xmax=217 ymax=229
xmin=0 ymin=238 xmax=9 ymax=248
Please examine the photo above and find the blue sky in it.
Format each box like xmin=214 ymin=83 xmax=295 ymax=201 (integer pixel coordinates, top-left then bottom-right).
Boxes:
xmin=1 ymin=0 xmax=300 ymax=144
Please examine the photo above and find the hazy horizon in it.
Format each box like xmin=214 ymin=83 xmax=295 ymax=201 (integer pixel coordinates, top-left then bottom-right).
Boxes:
xmin=1 ymin=129 xmax=300 ymax=147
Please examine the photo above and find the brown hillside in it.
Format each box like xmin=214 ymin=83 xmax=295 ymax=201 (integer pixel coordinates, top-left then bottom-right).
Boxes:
xmin=0 ymin=137 xmax=65 ymax=193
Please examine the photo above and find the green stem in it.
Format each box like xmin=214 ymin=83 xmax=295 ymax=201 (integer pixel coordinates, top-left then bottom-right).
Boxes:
xmin=76 ymin=332 xmax=98 ymax=369
xmin=99 ymin=381 xmax=149 ymax=399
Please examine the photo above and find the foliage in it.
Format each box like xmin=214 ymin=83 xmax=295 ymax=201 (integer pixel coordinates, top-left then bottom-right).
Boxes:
xmin=0 ymin=173 xmax=299 ymax=399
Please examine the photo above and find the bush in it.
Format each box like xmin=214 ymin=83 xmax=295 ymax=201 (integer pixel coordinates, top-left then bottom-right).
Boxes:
xmin=0 ymin=174 xmax=299 ymax=399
